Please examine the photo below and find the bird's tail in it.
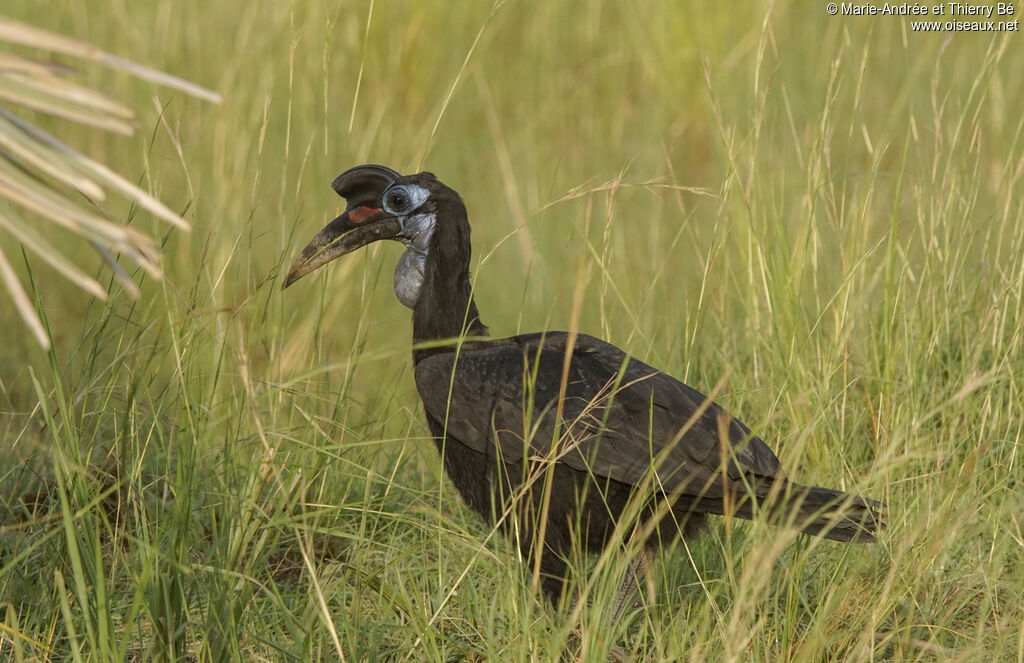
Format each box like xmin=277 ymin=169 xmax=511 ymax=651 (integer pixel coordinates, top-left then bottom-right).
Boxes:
xmin=694 ymin=481 xmax=886 ymax=542
xmin=770 ymin=483 xmax=886 ymax=542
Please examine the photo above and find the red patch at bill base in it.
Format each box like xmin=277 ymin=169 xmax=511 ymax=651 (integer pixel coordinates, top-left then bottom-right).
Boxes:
xmin=348 ymin=206 xmax=382 ymax=223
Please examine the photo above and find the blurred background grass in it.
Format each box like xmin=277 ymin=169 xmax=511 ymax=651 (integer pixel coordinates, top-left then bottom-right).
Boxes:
xmin=1 ymin=1 xmax=1021 ymax=661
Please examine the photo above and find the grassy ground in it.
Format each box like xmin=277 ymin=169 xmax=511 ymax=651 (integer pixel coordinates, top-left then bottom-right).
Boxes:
xmin=1 ymin=1 xmax=1022 ymax=660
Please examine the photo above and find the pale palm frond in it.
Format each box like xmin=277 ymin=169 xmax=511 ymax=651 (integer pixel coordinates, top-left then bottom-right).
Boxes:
xmin=0 ymin=15 xmax=220 ymax=350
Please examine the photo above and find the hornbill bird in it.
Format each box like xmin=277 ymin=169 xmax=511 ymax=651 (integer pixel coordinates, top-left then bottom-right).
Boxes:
xmin=283 ymin=164 xmax=885 ymax=611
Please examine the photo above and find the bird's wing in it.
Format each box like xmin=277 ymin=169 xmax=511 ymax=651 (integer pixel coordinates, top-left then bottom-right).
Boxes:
xmin=414 ymin=332 xmax=786 ymax=500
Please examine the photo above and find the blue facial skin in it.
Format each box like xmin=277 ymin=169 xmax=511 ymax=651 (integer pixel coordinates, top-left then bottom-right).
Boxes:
xmin=385 ymin=184 xmax=435 ymax=309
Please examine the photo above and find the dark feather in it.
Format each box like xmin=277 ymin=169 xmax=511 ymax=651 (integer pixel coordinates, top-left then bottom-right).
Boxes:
xmin=415 ymin=331 xmax=883 ymax=543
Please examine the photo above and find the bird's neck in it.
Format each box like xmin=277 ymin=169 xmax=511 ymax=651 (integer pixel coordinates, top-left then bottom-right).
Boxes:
xmin=411 ymin=220 xmax=488 ymax=364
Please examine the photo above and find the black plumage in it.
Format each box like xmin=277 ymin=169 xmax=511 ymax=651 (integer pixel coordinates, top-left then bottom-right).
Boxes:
xmin=283 ymin=164 xmax=885 ymax=604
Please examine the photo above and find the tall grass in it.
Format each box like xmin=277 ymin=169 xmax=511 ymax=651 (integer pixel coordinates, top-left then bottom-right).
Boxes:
xmin=1 ymin=1 xmax=1022 ymax=660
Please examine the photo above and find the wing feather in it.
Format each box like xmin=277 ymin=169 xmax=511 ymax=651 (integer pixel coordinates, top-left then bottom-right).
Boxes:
xmin=414 ymin=332 xmax=785 ymax=502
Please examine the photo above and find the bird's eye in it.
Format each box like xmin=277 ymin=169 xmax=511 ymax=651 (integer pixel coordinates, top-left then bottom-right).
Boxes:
xmin=385 ymin=187 xmax=412 ymax=213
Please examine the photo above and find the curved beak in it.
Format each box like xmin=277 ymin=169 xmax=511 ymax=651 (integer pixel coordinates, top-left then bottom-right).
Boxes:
xmin=282 ymin=209 xmax=402 ymax=289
